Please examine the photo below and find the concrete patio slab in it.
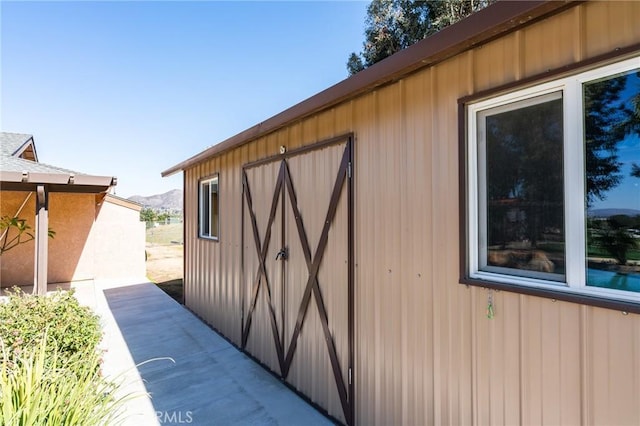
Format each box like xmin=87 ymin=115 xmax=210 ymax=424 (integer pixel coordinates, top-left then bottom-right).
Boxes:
xmin=93 ymin=280 xmax=333 ymax=426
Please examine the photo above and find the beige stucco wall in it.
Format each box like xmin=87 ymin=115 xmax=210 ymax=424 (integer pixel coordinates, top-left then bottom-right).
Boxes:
xmin=0 ymin=191 xmax=95 ymax=285
xmin=49 ymin=193 xmax=96 ymax=283
xmin=0 ymin=191 xmax=37 ymax=285
xmin=0 ymin=191 xmax=145 ymax=286
xmin=91 ymin=195 xmax=146 ymax=280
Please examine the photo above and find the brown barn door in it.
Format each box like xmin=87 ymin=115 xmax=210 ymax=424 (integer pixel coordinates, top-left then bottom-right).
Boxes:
xmin=241 ymin=136 xmax=354 ymax=425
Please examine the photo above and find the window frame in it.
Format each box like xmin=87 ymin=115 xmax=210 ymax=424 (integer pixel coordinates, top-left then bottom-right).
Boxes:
xmin=475 ymin=90 xmax=566 ymax=283
xmin=198 ymin=174 xmax=220 ymax=241
xmin=460 ymin=53 xmax=640 ymax=313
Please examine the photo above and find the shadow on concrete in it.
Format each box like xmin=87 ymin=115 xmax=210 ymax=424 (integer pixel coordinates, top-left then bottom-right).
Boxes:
xmin=103 ymin=282 xmax=332 ymax=426
xmin=154 ymin=278 xmax=183 ymax=305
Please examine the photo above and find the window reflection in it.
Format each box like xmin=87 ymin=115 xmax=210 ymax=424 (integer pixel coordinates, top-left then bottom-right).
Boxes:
xmin=480 ymin=93 xmax=565 ymax=280
xmin=585 ymin=69 xmax=640 ymax=292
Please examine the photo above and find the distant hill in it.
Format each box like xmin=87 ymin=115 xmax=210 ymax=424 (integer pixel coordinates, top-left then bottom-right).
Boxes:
xmin=128 ymin=189 xmax=183 ymax=210
xmin=588 ymin=208 xmax=640 ymax=218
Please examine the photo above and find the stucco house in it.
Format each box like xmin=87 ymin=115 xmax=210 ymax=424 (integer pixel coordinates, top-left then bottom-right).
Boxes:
xmin=0 ymin=132 xmax=146 ymax=294
xmin=163 ymin=1 xmax=639 ymax=425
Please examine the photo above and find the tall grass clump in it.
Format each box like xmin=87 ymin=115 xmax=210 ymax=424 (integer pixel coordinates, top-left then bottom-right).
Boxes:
xmin=1 ymin=334 xmax=127 ymax=425
xmin=0 ymin=288 xmax=128 ymax=425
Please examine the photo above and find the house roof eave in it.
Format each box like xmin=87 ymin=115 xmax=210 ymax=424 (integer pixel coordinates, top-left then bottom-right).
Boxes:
xmin=104 ymin=193 xmax=143 ymax=211
xmin=0 ymin=170 xmax=117 ymax=194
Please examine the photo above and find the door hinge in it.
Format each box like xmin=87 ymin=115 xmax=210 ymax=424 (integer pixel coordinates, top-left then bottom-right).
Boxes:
xmin=347 ymin=162 xmax=352 ymax=179
xmin=348 ymin=367 xmax=352 ymax=385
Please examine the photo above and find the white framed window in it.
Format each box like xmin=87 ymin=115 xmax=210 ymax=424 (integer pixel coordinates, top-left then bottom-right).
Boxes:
xmin=466 ymin=56 xmax=640 ymax=305
xmin=199 ymin=175 xmax=219 ymax=240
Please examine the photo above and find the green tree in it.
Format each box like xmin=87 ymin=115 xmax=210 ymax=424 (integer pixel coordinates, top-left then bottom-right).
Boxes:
xmin=139 ymin=208 xmax=157 ymax=224
xmin=347 ymin=0 xmax=494 ymax=75
xmin=584 ymin=71 xmax=640 ymax=206
xmin=626 ymin=78 xmax=640 ymax=180
xmin=156 ymin=212 xmax=170 ymax=225
xmin=584 ymin=76 xmax=627 ymax=206
xmin=591 ymin=217 xmax=638 ymax=265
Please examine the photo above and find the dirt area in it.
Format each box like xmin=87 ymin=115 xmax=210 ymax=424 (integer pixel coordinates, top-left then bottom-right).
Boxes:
xmin=146 ymin=244 xmax=183 ymax=283
xmin=145 ymin=224 xmax=184 ymax=303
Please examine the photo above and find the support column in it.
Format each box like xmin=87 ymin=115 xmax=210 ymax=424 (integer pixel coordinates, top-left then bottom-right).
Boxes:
xmin=34 ymin=185 xmax=49 ymax=295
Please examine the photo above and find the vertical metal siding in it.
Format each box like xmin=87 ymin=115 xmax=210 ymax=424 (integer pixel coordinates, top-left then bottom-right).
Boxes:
xmin=376 ymin=83 xmax=403 ymax=426
xmin=584 ymin=0 xmax=640 ymax=59
xmin=285 ymin=142 xmax=349 ymax=422
xmin=522 ymin=7 xmax=577 ymax=77
xmin=399 ymin=70 xmax=434 ymax=426
xmin=431 ymin=55 xmax=475 ymax=426
xmin=351 ymin=90 xmax=376 ymax=426
xmin=242 ymin=161 xmax=282 ymax=372
xmin=471 ymin=32 xmax=519 ymax=93
xmin=181 ymin=2 xmax=640 ymax=424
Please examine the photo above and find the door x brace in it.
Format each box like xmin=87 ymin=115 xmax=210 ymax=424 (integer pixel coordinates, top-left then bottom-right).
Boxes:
xmin=241 ymin=142 xmax=352 ymax=425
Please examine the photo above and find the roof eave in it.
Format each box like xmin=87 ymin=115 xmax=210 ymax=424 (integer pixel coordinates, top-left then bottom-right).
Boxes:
xmin=0 ymin=170 xmax=117 ymax=193
xmin=162 ymin=0 xmax=579 ymax=177
xmin=104 ymin=193 xmax=143 ymax=211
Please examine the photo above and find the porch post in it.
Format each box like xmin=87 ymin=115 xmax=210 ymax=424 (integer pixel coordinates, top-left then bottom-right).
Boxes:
xmin=33 ymin=185 xmax=49 ymax=295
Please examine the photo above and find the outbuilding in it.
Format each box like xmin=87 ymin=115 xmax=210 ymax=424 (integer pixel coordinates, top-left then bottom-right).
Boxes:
xmin=163 ymin=1 xmax=640 ymax=424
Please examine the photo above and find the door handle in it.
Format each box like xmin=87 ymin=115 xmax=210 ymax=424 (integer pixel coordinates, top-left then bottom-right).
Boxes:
xmin=275 ymin=247 xmax=288 ymax=261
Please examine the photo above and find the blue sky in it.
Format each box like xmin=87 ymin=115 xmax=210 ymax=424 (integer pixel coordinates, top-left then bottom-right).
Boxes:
xmin=591 ymin=134 xmax=640 ymax=211
xmin=590 ymin=73 xmax=640 ymax=212
xmin=1 ymin=1 xmax=368 ymax=198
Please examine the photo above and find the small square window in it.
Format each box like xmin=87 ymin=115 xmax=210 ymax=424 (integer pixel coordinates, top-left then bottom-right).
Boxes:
xmin=199 ymin=175 xmax=219 ymax=240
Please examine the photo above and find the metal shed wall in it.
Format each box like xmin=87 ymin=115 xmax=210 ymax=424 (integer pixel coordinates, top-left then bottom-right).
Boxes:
xmin=183 ymin=2 xmax=640 ymax=424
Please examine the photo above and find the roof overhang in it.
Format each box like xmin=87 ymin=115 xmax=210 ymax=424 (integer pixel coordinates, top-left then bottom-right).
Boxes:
xmin=162 ymin=0 xmax=580 ymax=177
xmin=104 ymin=193 xmax=143 ymax=211
xmin=0 ymin=170 xmax=117 ymax=193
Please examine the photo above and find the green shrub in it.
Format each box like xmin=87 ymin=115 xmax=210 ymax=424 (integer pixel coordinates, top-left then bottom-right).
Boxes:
xmin=0 ymin=288 xmax=102 ymax=370
xmin=0 ymin=289 xmax=134 ymax=425
xmin=0 ymin=334 xmax=127 ymax=426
